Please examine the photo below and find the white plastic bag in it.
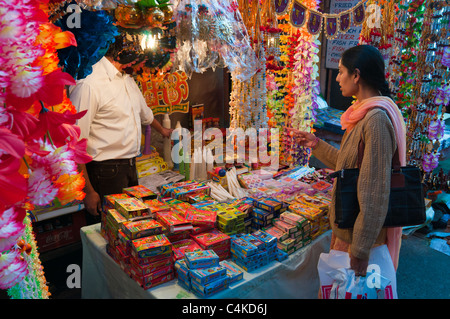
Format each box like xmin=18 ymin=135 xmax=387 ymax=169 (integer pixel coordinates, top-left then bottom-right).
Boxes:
xmin=317 ymin=245 xmax=398 ymax=299
xmin=327 ymin=268 xmax=391 ymax=299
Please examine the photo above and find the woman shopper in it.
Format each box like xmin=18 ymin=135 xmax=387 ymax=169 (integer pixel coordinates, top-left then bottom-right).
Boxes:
xmin=297 ymin=45 xmax=406 ymax=277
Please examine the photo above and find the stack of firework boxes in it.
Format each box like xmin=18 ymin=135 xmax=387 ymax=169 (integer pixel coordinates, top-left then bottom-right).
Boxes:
xmin=264 ymin=210 xmax=312 ymax=255
xmin=229 ymin=230 xmax=287 ymax=272
xmin=250 ymin=197 xmax=287 ymax=232
xmin=102 ymin=185 xmax=176 ymax=290
xmin=174 ymin=250 xmax=244 ymax=297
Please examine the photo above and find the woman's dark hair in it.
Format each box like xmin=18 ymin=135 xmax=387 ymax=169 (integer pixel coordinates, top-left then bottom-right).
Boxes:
xmin=340 ymin=45 xmax=391 ymax=98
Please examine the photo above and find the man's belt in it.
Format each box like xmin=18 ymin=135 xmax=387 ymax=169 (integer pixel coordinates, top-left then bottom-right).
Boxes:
xmin=90 ymin=158 xmax=136 ymax=166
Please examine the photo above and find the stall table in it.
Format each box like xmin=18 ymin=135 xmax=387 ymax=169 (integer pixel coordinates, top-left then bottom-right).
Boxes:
xmin=81 ymin=223 xmax=332 ymax=299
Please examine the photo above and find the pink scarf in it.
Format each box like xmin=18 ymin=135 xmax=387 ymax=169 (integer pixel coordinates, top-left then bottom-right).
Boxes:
xmin=341 ymin=96 xmax=407 ymax=270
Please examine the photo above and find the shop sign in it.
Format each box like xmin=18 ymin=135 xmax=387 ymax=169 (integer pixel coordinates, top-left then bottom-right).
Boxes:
xmin=140 ymin=70 xmax=190 ymax=115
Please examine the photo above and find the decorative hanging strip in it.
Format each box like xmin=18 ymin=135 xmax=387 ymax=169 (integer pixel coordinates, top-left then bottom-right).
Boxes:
xmin=307 ymin=9 xmax=323 ymax=35
xmin=324 ymin=14 xmax=338 ymax=39
xmin=339 ymin=11 xmax=351 ymax=32
xmin=275 ymin=0 xmax=291 ymax=15
xmin=290 ymin=1 xmax=307 ymax=28
xmin=274 ymin=0 xmax=367 ymax=38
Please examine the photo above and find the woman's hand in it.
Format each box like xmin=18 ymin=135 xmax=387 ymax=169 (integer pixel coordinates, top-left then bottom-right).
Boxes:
xmin=296 ymin=131 xmax=320 ymax=149
xmin=350 ymin=254 xmax=369 ymax=277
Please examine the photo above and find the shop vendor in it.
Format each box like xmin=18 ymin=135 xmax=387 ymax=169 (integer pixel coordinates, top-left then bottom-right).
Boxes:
xmin=70 ymin=36 xmax=172 ymax=224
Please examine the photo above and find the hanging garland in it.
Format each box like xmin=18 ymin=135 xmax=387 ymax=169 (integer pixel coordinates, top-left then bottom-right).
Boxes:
xmin=0 ymin=0 xmax=91 ymax=298
xmin=359 ymin=0 xmax=450 ymax=191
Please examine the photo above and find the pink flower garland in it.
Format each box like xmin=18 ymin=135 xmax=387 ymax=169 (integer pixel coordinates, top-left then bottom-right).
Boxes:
xmin=0 ymin=0 xmax=91 ymax=293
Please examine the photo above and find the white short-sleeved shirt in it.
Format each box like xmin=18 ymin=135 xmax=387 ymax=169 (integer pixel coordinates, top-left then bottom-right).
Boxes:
xmin=69 ymin=57 xmax=154 ymax=161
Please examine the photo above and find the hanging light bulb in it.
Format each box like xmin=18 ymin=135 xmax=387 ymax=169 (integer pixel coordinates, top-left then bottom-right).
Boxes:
xmin=140 ymin=31 xmax=161 ymax=50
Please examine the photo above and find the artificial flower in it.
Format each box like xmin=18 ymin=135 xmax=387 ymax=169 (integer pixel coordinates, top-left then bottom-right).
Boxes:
xmin=0 ymin=249 xmax=28 ymax=290
xmin=34 ymin=109 xmax=86 ymax=147
xmin=27 ymin=167 xmax=58 ymax=207
xmin=0 ymin=206 xmax=26 ymax=252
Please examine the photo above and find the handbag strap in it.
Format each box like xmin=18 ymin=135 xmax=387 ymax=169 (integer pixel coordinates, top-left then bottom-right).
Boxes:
xmin=358 ymin=139 xmax=401 ymax=171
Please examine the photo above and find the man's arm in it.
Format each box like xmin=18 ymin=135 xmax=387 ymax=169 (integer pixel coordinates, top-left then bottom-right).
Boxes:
xmin=151 ymin=118 xmax=173 ymax=138
xmin=78 ymin=163 xmax=101 ymax=216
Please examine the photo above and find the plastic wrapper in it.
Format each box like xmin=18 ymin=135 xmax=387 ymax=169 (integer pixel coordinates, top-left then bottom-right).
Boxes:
xmin=173 ymin=0 xmax=257 ymax=80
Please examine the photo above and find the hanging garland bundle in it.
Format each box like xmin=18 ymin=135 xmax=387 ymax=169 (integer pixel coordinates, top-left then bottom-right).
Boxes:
xmin=0 ymin=0 xmax=92 ymax=298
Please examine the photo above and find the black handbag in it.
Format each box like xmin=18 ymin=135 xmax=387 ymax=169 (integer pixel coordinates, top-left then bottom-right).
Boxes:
xmin=330 ymin=139 xmax=426 ymax=229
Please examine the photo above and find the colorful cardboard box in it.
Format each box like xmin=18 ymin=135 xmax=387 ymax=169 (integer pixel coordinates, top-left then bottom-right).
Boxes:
xmin=155 ymin=210 xmax=193 ymax=233
xmin=115 ymin=197 xmax=151 ymax=220
xmin=190 ymin=265 xmax=227 ymax=285
xmin=121 ymin=218 xmax=163 ymax=240
xmin=123 ymin=185 xmax=158 ymax=201
xmin=172 ymin=239 xmax=203 ymax=261
xmin=219 ymin=260 xmax=244 ymax=284
xmin=184 ymin=250 xmax=220 ymax=269
xmin=131 ymin=234 xmax=172 ymax=259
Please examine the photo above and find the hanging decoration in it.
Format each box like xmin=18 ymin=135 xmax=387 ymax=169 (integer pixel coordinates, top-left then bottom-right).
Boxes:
xmin=359 ymin=0 xmax=450 ymax=191
xmin=274 ymin=0 xmax=367 ymax=40
xmin=172 ymin=0 xmax=258 ymax=82
xmin=0 ymin=0 xmax=92 ymax=298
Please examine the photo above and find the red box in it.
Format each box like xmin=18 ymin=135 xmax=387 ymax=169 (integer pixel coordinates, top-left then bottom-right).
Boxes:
xmin=34 ymin=210 xmax=86 ymax=253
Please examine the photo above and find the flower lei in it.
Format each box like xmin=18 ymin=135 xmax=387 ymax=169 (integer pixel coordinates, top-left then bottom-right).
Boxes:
xmin=273 ymin=0 xmax=321 ymax=167
xmin=0 ymin=0 xmax=91 ymax=298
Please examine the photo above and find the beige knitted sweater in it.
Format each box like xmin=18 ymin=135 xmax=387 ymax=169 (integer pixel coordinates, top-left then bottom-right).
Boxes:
xmin=313 ymin=108 xmax=397 ymax=260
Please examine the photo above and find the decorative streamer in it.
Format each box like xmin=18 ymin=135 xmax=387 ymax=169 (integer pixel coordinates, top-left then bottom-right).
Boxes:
xmin=274 ymin=0 xmax=367 ymax=38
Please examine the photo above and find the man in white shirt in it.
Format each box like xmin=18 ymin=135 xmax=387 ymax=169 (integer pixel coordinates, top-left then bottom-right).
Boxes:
xmin=70 ymin=48 xmax=171 ymax=223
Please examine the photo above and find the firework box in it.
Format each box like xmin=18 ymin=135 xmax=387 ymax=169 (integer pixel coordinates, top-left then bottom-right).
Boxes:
xmin=183 ymin=208 xmax=217 ymax=227
xmin=251 ymin=207 xmax=274 ymax=222
xmin=190 ymin=229 xmax=230 ymax=250
xmin=131 ymin=263 xmax=174 ymax=285
xmin=171 ymin=182 xmax=211 ymax=201
xmin=123 ymin=185 xmax=158 ymax=201
xmin=172 ymin=239 xmax=203 ymax=261
xmin=131 ymin=234 xmax=172 ymax=259
xmin=190 ymin=265 xmax=227 ymax=286
xmin=216 ymin=212 xmax=236 ymax=227
xmin=187 ymin=192 xmax=213 ymax=204
xmin=103 ymin=193 xmax=131 ymax=210
xmin=251 ymin=230 xmax=277 ymax=248
xmin=130 ymin=254 xmax=173 ymax=277
xmin=280 ymin=211 xmax=311 ymax=233
xmin=230 ymin=237 xmax=258 ymax=257
xmin=136 ymin=272 xmax=174 ymax=290
xmin=263 ymin=225 xmax=288 ymax=242
xmin=254 ymin=197 xmax=283 ymax=213
xmin=155 ymin=210 xmax=193 ymax=233
xmin=143 ymin=199 xmax=171 ymax=214
xmin=184 ymin=250 xmax=220 ymax=269
xmin=130 ymin=249 xmax=173 ymax=266
xmin=115 ymin=197 xmax=151 ymax=220
xmin=191 ymin=276 xmax=229 ymax=297
xmin=240 ymin=234 xmax=265 ymax=251
xmin=121 ymin=218 xmax=163 ymax=240
xmin=276 ymin=249 xmax=289 ymax=262
xmin=295 ymin=194 xmax=328 ymax=210
xmin=105 ymin=209 xmax=127 ymax=236
xmin=272 ymin=218 xmax=298 ymax=234
xmin=311 ymin=180 xmax=332 ymax=193
xmin=219 ymin=260 xmax=244 ymax=284
xmin=174 ymin=258 xmax=191 ymax=279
